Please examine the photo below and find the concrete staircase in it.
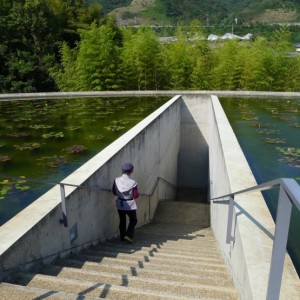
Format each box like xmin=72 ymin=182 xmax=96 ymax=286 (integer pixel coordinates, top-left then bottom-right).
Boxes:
xmin=0 ymin=200 xmax=239 ymax=299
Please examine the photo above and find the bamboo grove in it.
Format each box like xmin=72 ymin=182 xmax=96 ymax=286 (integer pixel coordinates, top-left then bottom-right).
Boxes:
xmin=50 ymin=24 xmax=300 ymax=92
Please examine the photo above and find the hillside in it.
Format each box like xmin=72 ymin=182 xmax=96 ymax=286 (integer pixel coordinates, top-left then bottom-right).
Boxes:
xmin=94 ymin=0 xmax=300 ymax=25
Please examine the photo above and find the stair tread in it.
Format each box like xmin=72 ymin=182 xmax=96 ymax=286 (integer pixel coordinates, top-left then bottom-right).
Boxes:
xmin=0 ymin=282 xmax=100 ymax=300
xmin=14 ymin=272 xmax=238 ymax=300
xmin=85 ymin=246 xmax=224 ymax=264
xmin=54 ymin=258 xmax=231 ymax=279
xmin=97 ymin=241 xmax=222 ymax=259
xmin=72 ymin=253 xmax=228 ymax=271
xmin=43 ymin=263 xmax=235 ymax=288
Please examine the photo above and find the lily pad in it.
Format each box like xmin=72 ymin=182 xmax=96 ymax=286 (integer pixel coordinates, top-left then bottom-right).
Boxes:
xmin=37 ymin=156 xmax=67 ymax=168
xmin=86 ymin=135 xmax=104 ymax=141
xmin=30 ymin=124 xmax=54 ymax=129
xmin=0 ymin=176 xmax=30 ymax=200
xmin=13 ymin=143 xmax=42 ymax=151
xmin=241 ymin=116 xmax=258 ymax=121
xmin=0 ymin=156 xmax=11 ymax=162
xmin=250 ymin=123 xmax=270 ymax=128
xmin=42 ymin=132 xmax=64 ymax=139
xmin=65 ymin=126 xmax=81 ymax=131
xmin=276 ymin=147 xmax=300 ymax=168
xmin=62 ymin=145 xmax=87 ymax=154
xmin=105 ymin=120 xmax=128 ymax=132
xmin=290 ymin=123 xmax=300 ymax=128
xmin=7 ymin=132 xmax=30 ymax=138
xmin=264 ymin=138 xmax=286 ymax=144
xmin=257 ymin=129 xmax=280 ymax=135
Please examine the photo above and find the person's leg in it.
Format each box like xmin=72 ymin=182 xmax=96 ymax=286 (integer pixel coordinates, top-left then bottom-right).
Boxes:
xmin=118 ymin=210 xmax=127 ymax=240
xmin=125 ymin=210 xmax=137 ymax=239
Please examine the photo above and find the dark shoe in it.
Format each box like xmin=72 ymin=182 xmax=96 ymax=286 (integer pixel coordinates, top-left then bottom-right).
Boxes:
xmin=124 ymin=235 xmax=134 ymax=243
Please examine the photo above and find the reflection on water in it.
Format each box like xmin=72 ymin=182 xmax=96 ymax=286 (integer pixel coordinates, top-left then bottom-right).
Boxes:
xmin=221 ymin=97 xmax=300 ymax=276
xmin=0 ymin=97 xmax=168 ymax=225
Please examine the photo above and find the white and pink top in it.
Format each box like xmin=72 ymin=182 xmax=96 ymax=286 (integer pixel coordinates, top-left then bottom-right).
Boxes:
xmin=112 ymin=174 xmax=139 ymax=210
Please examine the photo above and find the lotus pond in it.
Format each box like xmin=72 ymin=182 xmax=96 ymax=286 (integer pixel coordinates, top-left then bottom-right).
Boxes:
xmin=221 ymin=97 xmax=300 ymax=276
xmin=0 ymin=97 xmax=168 ymax=225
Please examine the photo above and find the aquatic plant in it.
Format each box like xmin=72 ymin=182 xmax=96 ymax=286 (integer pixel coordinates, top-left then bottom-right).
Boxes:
xmin=42 ymin=132 xmax=64 ymax=139
xmin=241 ymin=116 xmax=258 ymax=121
xmin=37 ymin=156 xmax=67 ymax=168
xmin=276 ymin=147 xmax=300 ymax=168
xmin=264 ymin=138 xmax=286 ymax=144
xmin=105 ymin=120 xmax=128 ymax=132
xmin=65 ymin=126 xmax=81 ymax=131
xmin=30 ymin=124 xmax=54 ymax=129
xmin=250 ymin=123 xmax=270 ymax=128
xmin=257 ymin=129 xmax=280 ymax=135
xmin=62 ymin=145 xmax=87 ymax=154
xmin=290 ymin=123 xmax=300 ymax=128
xmin=6 ymin=132 xmax=30 ymax=138
xmin=13 ymin=142 xmax=42 ymax=150
xmin=0 ymin=156 xmax=11 ymax=162
xmin=0 ymin=176 xmax=30 ymax=200
xmin=86 ymin=135 xmax=104 ymax=141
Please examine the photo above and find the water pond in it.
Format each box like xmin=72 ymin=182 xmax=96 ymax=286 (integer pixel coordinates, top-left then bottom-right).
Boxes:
xmin=221 ymin=97 xmax=300 ymax=276
xmin=0 ymin=97 xmax=168 ymax=225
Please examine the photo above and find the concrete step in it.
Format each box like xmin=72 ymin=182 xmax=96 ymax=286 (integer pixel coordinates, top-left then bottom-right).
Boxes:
xmin=46 ymin=261 xmax=234 ymax=288
xmin=94 ymin=239 xmax=222 ymax=258
xmin=100 ymin=240 xmax=222 ymax=259
xmin=53 ymin=257 xmax=231 ymax=280
xmin=84 ymin=246 xmax=224 ymax=265
xmin=72 ymin=252 xmax=228 ymax=273
xmin=136 ymin=223 xmax=214 ymax=236
xmin=0 ymin=282 xmax=99 ymax=300
xmin=14 ymin=272 xmax=238 ymax=299
xmin=151 ymin=201 xmax=210 ymax=227
xmin=1 ymin=200 xmax=239 ymax=299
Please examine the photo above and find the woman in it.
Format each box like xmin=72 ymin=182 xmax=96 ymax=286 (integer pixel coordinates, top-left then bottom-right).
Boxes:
xmin=112 ymin=162 xmax=139 ymax=243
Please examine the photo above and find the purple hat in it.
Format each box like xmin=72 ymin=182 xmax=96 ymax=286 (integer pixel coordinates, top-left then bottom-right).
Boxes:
xmin=121 ymin=162 xmax=134 ymax=172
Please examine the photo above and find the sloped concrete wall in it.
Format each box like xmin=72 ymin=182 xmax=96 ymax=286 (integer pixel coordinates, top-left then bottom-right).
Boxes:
xmin=209 ymin=95 xmax=300 ymax=300
xmin=0 ymin=95 xmax=181 ymax=276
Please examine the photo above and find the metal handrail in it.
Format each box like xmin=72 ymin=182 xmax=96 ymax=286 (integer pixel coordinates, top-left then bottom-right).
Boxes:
xmin=58 ymin=176 xmax=176 ymax=227
xmin=0 ymin=173 xmax=176 ymax=228
xmin=210 ymin=178 xmax=300 ymax=300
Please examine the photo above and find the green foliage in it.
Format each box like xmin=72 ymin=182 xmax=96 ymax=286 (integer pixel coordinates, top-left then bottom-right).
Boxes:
xmin=121 ymin=26 xmax=164 ymax=90
xmin=2 ymin=0 xmax=300 ymax=93
xmin=0 ymin=0 xmax=103 ymax=93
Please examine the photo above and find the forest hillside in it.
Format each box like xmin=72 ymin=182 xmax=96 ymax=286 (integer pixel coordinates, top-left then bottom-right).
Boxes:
xmin=94 ymin=0 xmax=300 ymax=25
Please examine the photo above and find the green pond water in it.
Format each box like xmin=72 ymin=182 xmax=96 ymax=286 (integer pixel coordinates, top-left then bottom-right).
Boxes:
xmin=221 ymin=97 xmax=300 ymax=276
xmin=0 ymin=97 xmax=168 ymax=225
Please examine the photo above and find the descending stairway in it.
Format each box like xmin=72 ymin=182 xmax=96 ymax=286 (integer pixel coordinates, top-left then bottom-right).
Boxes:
xmin=0 ymin=200 xmax=239 ymax=299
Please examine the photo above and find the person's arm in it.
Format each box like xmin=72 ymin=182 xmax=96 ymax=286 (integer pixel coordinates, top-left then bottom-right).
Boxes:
xmin=112 ymin=180 xmax=117 ymax=195
xmin=133 ymin=185 xmax=139 ymax=199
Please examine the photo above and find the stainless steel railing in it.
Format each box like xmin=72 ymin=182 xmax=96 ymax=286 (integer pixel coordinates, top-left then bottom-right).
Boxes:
xmin=211 ymin=178 xmax=300 ymax=300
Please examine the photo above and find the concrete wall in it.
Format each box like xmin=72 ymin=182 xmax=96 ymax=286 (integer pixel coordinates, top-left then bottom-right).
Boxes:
xmin=209 ymin=95 xmax=300 ymax=300
xmin=177 ymin=95 xmax=211 ymax=189
xmin=0 ymin=95 xmax=181 ymax=277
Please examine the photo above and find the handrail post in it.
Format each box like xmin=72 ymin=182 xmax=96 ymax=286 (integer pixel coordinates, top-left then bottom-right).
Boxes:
xmin=266 ymin=186 xmax=292 ymax=300
xmin=59 ymin=183 xmax=68 ymax=227
xmin=226 ymin=195 xmax=235 ymax=244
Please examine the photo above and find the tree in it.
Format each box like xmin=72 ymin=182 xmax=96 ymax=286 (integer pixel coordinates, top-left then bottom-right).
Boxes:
xmin=121 ymin=26 xmax=163 ymax=90
xmin=161 ymin=30 xmax=194 ymax=90
xmin=76 ymin=22 xmax=122 ymax=90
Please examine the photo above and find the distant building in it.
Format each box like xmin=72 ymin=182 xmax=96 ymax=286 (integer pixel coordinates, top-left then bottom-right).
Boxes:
xmin=207 ymin=34 xmax=219 ymax=41
xmin=241 ymin=33 xmax=253 ymax=40
xmin=220 ymin=33 xmax=242 ymax=40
